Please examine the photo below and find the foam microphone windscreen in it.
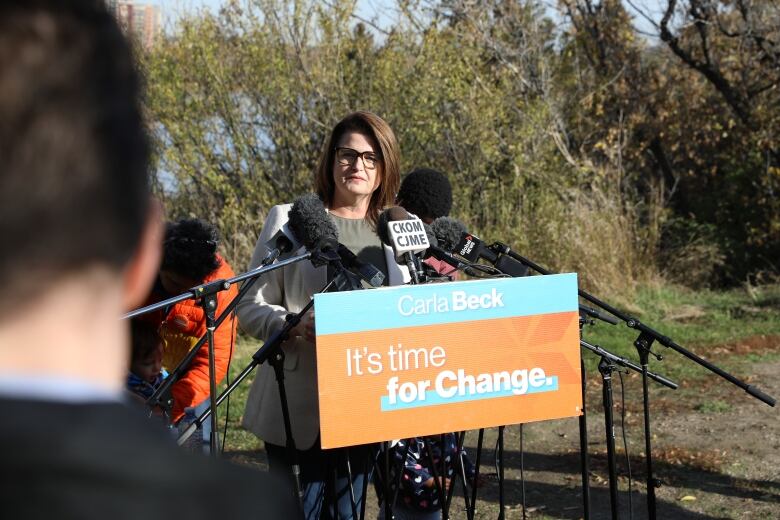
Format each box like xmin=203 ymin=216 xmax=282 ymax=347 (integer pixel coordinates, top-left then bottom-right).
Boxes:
xmin=422 ymin=222 xmax=438 ymax=249
xmin=287 ymin=194 xmax=339 ymax=251
xmin=430 ymin=217 xmax=468 ymax=253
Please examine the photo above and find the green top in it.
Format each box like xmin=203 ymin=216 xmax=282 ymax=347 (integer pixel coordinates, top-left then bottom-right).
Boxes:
xmin=331 ymin=214 xmax=389 ymax=287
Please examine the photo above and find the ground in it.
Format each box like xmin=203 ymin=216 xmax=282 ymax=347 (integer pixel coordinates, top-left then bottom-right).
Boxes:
xmin=224 ymin=334 xmax=780 ymax=519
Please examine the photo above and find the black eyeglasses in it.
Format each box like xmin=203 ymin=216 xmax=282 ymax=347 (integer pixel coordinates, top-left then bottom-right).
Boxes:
xmin=335 ymin=147 xmax=381 ymax=170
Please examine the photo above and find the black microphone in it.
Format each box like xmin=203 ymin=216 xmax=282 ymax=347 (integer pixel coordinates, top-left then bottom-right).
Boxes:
xmin=288 ymin=194 xmax=385 ymax=287
xmin=286 ymin=194 xmax=341 ymax=268
xmin=336 ymin=244 xmax=385 ymax=288
xmin=287 ymin=194 xmax=338 ymax=252
xmin=452 ymin=231 xmax=497 ymax=264
xmin=377 ymin=206 xmax=429 ymax=284
xmin=492 ymin=251 xmax=529 ymax=277
xmin=261 ymin=223 xmax=302 ymax=265
xmin=437 ymin=220 xmax=528 ymax=278
xmin=429 ymin=216 xmax=466 ymax=253
xmin=255 ymin=198 xmax=319 ymax=265
xmin=426 ymin=217 xmax=485 ymax=276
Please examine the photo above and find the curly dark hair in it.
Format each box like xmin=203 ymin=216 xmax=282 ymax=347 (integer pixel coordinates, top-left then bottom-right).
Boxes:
xmin=396 ymin=168 xmax=453 ymax=220
xmin=161 ymin=218 xmax=220 ymax=281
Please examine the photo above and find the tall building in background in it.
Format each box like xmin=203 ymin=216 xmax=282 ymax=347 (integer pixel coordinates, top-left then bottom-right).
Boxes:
xmin=109 ymin=1 xmax=161 ymax=50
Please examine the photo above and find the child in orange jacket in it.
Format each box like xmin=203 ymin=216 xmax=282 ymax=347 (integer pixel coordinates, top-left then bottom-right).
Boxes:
xmin=141 ymin=218 xmax=238 ymax=449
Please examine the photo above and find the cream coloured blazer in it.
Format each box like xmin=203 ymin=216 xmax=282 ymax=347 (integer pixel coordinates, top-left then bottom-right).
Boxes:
xmin=237 ymin=203 xmax=410 ymax=449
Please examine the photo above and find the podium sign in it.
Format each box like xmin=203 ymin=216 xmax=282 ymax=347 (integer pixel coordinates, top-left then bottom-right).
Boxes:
xmin=314 ymin=274 xmax=582 ymax=449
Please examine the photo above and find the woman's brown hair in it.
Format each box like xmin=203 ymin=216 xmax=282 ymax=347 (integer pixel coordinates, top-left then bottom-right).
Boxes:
xmin=315 ymin=111 xmax=400 ymax=228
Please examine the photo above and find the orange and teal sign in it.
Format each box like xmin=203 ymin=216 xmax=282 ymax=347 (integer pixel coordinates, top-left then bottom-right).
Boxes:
xmin=314 ymin=274 xmax=582 ymax=448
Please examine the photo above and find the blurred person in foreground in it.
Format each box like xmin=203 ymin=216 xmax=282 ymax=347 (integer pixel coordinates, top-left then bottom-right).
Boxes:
xmin=0 ymin=1 xmax=294 ymax=518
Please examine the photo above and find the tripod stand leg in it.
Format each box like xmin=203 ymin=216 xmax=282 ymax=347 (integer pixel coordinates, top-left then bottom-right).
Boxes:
xmin=468 ymin=429 xmax=484 ymax=520
xmin=444 ymin=431 xmax=470 ymax=515
xmin=497 ymin=426 xmax=505 ymax=520
xmin=268 ymin=350 xmax=303 ymax=510
xmin=383 ymin=442 xmax=393 ymax=520
xmin=642 ymin=363 xmax=658 ymax=519
xmin=599 ymin=358 xmax=619 ymax=520
xmin=359 ymin=446 xmax=373 ymax=520
xmin=201 ymin=293 xmax=220 ymax=457
xmin=579 ymin=356 xmax=591 ymax=519
xmin=635 ymin=331 xmax=659 ymax=519
xmin=344 ymin=449 xmax=359 ymax=520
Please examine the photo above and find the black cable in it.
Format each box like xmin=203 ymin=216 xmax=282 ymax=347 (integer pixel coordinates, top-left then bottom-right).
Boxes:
xmin=465 ymin=262 xmax=509 ymax=278
xmin=493 ymin=436 xmax=500 ymax=480
xmin=618 ymin=370 xmax=634 ymax=520
xmin=496 ymin=427 xmax=506 ymax=519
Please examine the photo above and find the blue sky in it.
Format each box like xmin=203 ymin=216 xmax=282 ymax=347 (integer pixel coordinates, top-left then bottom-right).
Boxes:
xmin=156 ymin=0 xmax=663 ymax=37
xmin=158 ymin=0 xmax=399 ymax=29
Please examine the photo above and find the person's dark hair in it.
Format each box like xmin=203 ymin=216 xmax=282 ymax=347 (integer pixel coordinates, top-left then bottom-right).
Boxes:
xmin=0 ymin=1 xmax=149 ymax=307
xmin=130 ymin=319 xmax=161 ymax=362
xmin=162 ymin=219 xmax=221 ymax=281
xmin=396 ymin=168 xmax=453 ymax=220
xmin=315 ymin=111 xmax=400 ymax=228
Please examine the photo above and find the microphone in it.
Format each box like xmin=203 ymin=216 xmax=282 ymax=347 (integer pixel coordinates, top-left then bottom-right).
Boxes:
xmin=426 ymin=217 xmax=484 ymax=276
xmin=287 ymin=194 xmax=339 ymax=253
xmin=285 ymin=193 xmax=340 ymax=268
xmin=377 ymin=207 xmax=430 ymax=257
xmin=377 ymin=206 xmax=429 ymax=283
xmin=262 ymin=223 xmax=301 ymax=264
xmin=287 ymin=194 xmax=385 ymax=287
xmin=336 ymin=244 xmax=385 ymax=288
xmin=309 ymin=233 xmax=365 ymax=292
xmin=422 ymin=222 xmax=438 ymax=249
xmin=420 ymin=222 xmax=477 ymax=280
xmin=429 ymin=216 xmax=466 ymax=253
xmin=252 ymin=194 xmax=326 ymax=267
xmin=423 ymin=215 xmax=506 ymax=279
xmin=452 ymin=231 xmax=497 ymax=264
xmin=435 ymin=219 xmax=528 ymax=278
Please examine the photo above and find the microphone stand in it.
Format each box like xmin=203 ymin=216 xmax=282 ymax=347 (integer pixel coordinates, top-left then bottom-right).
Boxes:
xmin=576 ymin=309 xmax=624 ymax=520
xmin=497 ymin=425 xmax=506 ymax=520
xmin=451 ymin=260 xmax=614 ymax=519
xmin=177 ymin=295 xmax=317 ymax=508
xmin=580 ymin=337 xmax=678 ymax=519
xmin=177 ymin=249 xmax=345 ymax=511
xmin=491 ymin=242 xmax=776 ymax=407
xmin=444 ymin=431 xmax=473 ymax=517
xmin=179 ymin=276 xmax=341 ymax=509
xmin=468 ymin=428 xmax=484 ymax=520
xmin=403 ymin=252 xmax=421 ymax=284
xmin=599 ymin=355 xmax=619 ymax=520
xmin=578 ymin=317 xmax=592 ymax=520
xmin=124 ymin=251 xmax=313 ymax=456
xmin=578 ymin=310 xmax=647 ymax=520
xmin=202 ymin=290 xmax=219 ymax=455
xmin=488 ymin=242 xmax=762 ymax=520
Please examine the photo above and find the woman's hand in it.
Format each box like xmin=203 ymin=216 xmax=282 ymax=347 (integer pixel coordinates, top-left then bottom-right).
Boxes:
xmin=290 ymin=310 xmax=316 ymax=343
